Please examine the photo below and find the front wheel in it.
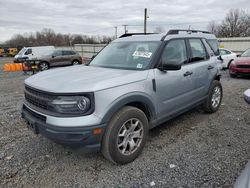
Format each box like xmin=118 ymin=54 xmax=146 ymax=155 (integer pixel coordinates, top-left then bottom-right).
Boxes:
xmin=202 ymin=80 xmax=223 ymax=113
xmin=101 ymin=106 xmax=148 ymax=164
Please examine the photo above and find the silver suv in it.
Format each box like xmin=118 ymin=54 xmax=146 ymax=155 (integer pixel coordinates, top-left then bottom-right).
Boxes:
xmin=22 ymin=29 xmax=222 ymax=164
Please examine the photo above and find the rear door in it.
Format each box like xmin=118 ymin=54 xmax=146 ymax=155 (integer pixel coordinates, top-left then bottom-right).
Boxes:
xmin=187 ymin=38 xmax=216 ymax=100
xmin=154 ymin=39 xmax=197 ymax=120
xmin=62 ymin=50 xmax=73 ymax=65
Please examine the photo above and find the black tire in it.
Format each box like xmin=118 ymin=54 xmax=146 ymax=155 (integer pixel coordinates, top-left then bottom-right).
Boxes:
xmin=38 ymin=61 xmax=49 ymax=71
xmin=202 ymin=80 xmax=223 ymax=113
xmin=72 ymin=60 xmax=80 ymax=65
xmin=101 ymin=106 xmax=148 ymax=164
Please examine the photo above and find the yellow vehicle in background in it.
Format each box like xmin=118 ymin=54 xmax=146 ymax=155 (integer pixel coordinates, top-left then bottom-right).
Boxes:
xmin=8 ymin=48 xmax=18 ymax=57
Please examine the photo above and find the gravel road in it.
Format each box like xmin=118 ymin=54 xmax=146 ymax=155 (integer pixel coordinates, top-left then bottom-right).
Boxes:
xmin=0 ymin=57 xmax=249 ymax=188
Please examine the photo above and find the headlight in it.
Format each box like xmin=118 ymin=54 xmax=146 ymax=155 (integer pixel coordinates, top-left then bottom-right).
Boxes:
xmin=50 ymin=96 xmax=92 ymax=115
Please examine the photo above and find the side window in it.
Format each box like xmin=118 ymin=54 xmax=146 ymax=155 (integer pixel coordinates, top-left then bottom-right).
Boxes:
xmin=62 ymin=51 xmax=70 ymax=55
xmin=219 ymin=49 xmax=227 ymax=55
xmin=207 ymin=39 xmax=219 ymax=56
xmin=161 ymin=39 xmax=187 ymax=65
xmin=224 ymin=50 xmax=231 ymax=55
xmin=53 ymin=51 xmax=62 ymax=56
xmin=25 ymin=48 xmax=32 ymax=55
xmin=189 ymin=39 xmax=208 ymax=62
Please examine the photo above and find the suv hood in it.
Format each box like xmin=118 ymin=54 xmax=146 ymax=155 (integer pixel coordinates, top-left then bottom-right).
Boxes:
xmin=25 ymin=65 xmax=149 ymax=93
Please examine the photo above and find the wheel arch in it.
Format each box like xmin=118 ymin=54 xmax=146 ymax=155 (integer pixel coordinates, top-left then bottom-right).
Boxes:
xmin=100 ymin=94 xmax=156 ymax=125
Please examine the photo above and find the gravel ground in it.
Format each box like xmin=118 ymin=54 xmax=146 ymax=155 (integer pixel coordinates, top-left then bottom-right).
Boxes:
xmin=0 ymin=57 xmax=249 ymax=188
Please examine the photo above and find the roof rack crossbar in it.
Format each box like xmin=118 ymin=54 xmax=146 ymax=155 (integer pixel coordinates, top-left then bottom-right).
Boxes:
xmin=161 ymin=29 xmax=211 ymax=41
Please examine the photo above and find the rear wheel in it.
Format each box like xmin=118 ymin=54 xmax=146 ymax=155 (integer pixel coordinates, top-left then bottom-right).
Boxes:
xmin=38 ymin=62 xmax=49 ymax=71
xmin=72 ymin=60 xmax=80 ymax=65
xmin=202 ymin=80 xmax=223 ymax=113
xmin=101 ymin=106 xmax=148 ymax=164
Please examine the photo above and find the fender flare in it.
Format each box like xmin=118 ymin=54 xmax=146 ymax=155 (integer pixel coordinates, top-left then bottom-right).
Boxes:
xmin=100 ymin=94 xmax=156 ymax=124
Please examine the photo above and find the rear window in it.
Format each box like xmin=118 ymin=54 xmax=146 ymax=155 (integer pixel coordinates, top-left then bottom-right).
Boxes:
xmin=206 ymin=39 xmax=219 ymax=56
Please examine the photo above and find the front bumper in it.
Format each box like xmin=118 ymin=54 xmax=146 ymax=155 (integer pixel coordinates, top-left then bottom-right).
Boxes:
xmin=229 ymin=66 xmax=250 ymax=75
xmin=21 ymin=104 xmax=106 ymax=150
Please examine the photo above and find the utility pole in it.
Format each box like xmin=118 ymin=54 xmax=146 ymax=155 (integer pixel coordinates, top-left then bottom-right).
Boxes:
xmin=144 ymin=8 xmax=148 ymax=34
xmin=122 ymin=25 xmax=128 ymax=34
xmin=114 ymin=26 xmax=118 ymax=38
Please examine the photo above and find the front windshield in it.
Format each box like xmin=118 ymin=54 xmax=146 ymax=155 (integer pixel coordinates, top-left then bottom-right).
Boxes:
xmin=17 ymin=48 xmax=26 ymax=55
xmin=241 ymin=49 xmax=250 ymax=57
xmin=89 ymin=41 xmax=160 ymax=70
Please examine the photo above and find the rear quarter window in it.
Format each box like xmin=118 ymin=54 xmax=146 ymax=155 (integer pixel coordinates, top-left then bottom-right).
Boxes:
xmin=207 ymin=39 xmax=219 ymax=56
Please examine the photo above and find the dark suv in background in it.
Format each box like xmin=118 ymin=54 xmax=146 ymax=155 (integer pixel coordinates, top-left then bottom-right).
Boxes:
xmin=37 ymin=50 xmax=82 ymax=71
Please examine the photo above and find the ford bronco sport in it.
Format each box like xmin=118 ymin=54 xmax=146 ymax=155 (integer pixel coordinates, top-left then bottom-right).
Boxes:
xmin=22 ymin=29 xmax=222 ymax=164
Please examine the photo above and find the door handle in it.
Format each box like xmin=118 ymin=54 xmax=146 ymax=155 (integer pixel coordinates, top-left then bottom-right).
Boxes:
xmin=208 ymin=65 xmax=214 ymax=70
xmin=184 ymin=71 xmax=193 ymax=77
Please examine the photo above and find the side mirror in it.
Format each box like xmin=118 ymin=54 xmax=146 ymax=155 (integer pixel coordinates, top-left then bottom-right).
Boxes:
xmin=217 ymin=55 xmax=223 ymax=61
xmin=158 ymin=60 xmax=182 ymax=71
xmin=237 ymin=54 xmax=241 ymax=57
xmin=91 ymin=55 xmax=96 ymax=60
xmin=52 ymin=55 xmax=55 ymax=58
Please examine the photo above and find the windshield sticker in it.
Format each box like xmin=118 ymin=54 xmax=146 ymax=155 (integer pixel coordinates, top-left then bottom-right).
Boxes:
xmin=133 ymin=51 xmax=152 ymax=58
xmin=137 ymin=64 xmax=143 ymax=68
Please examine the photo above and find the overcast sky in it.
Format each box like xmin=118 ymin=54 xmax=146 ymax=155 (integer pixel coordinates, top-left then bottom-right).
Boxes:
xmin=0 ymin=0 xmax=249 ymax=42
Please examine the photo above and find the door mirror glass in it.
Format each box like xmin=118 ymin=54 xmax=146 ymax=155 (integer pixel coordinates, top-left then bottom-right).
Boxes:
xmin=91 ymin=54 xmax=96 ymax=60
xmin=217 ymin=55 xmax=223 ymax=61
xmin=159 ymin=60 xmax=182 ymax=71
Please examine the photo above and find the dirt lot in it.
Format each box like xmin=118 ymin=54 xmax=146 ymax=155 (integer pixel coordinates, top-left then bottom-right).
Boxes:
xmin=0 ymin=57 xmax=249 ymax=188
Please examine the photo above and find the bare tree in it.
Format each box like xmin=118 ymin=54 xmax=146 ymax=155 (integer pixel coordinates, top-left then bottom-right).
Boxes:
xmin=4 ymin=28 xmax=114 ymax=47
xmin=206 ymin=9 xmax=250 ymax=37
xmin=207 ymin=21 xmax=219 ymax=36
xmin=217 ymin=9 xmax=250 ymax=37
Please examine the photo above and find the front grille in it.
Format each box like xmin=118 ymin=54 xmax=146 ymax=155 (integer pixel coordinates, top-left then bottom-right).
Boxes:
xmin=23 ymin=105 xmax=46 ymax=122
xmin=237 ymin=64 xmax=250 ymax=69
xmin=24 ymin=86 xmax=56 ymax=111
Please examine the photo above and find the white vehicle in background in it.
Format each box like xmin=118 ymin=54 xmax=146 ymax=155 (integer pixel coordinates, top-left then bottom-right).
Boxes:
xmin=219 ymin=48 xmax=237 ymax=69
xmin=14 ymin=46 xmax=55 ymax=63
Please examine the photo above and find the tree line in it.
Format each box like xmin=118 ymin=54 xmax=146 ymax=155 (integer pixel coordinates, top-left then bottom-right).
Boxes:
xmin=4 ymin=28 xmax=114 ymax=47
xmin=207 ymin=9 xmax=250 ymax=37
xmin=3 ymin=9 xmax=250 ymax=48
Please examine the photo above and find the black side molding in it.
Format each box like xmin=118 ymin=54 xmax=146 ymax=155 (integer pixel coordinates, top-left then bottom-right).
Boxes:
xmin=152 ymin=79 xmax=156 ymax=92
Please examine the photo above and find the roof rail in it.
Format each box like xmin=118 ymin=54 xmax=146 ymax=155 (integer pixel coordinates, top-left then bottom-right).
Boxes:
xmin=161 ymin=29 xmax=211 ymax=41
xmin=119 ymin=33 xmax=157 ymax=38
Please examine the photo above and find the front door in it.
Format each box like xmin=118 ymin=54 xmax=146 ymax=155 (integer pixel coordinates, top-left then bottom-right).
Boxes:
xmin=154 ymin=39 xmax=196 ymax=120
xmin=50 ymin=50 xmax=63 ymax=66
